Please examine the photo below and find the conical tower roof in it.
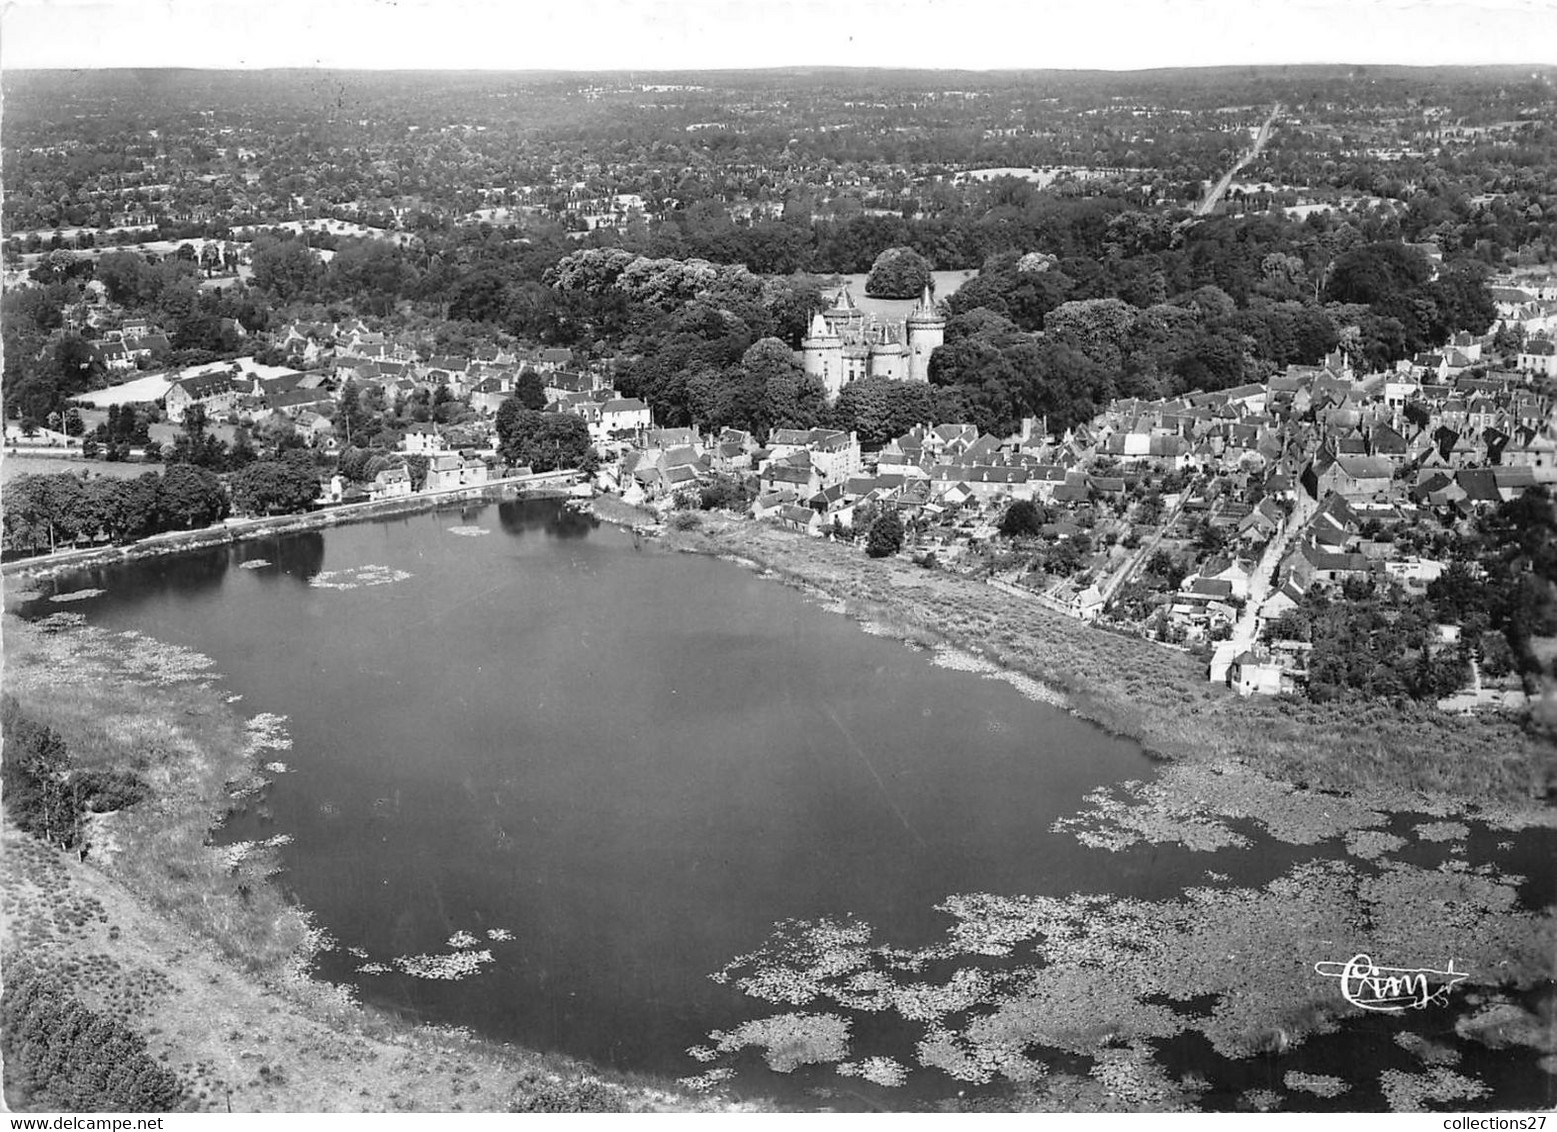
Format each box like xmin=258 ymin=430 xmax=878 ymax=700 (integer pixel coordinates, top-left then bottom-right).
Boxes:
xmin=803 ymin=310 xmax=839 ymax=343
xmin=908 ymin=286 xmax=943 ymax=324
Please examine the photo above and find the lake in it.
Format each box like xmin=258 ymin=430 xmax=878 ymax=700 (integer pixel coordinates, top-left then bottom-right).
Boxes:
xmin=15 ymin=498 xmax=1554 ymax=1110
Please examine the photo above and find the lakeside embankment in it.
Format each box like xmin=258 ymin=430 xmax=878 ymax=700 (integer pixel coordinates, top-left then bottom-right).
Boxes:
xmin=0 ymin=615 xmax=749 ymax=1113
xmin=654 ymin=511 xmax=1557 ymax=814
xmin=1 ymin=471 xmax=583 ymax=582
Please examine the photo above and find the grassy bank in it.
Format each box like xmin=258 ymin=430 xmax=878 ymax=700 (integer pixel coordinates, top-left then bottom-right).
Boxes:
xmin=661 ymin=514 xmax=1557 ymax=813
xmin=0 ymin=615 xmax=751 ymax=1113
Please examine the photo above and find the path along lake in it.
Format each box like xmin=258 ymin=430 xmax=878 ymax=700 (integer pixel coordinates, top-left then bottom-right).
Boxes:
xmin=15 ymin=499 xmax=1554 ymax=1110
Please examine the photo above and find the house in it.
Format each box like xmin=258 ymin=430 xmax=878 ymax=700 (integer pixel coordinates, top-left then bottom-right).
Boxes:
xmin=1069 ymin=583 xmax=1105 ymax=622
xmin=597 ymin=397 xmax=651 ymax=440
xmin=294 ymin=411 xmax=335 ymax=446
xmin=1228 ymin=651 xmax=1284 ymax=697
xmin=759 ymin=459 xmax=821 ymax=498
xmin=776 ymin=504 xmax=825 ymax=536
xmin=402 ymin=423 xmax=446 ymax=455
xmin=371 ymin=467 xmax=412 ymax=500
xmin=91 ymin=341 xmax=136 ymax=373
xmin=266 ymin=387 xmax=334 ymax=419
xmin=1317 ymin=454 xmax=1395 ymax=501
xmin=165 ymin=370 xmax=238 ymax=422
xmin=751 ymin=490 xmax=799 ymax=520
xmin=423 ymin=452 xmax=489 ymax=491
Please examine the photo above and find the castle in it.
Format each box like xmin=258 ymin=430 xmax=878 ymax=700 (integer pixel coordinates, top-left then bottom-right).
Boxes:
xmin=801 ymin=285 xmax=946 ymax=401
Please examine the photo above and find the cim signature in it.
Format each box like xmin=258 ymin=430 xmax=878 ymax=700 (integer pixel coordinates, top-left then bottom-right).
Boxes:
xmin=1314 ymin=953 xmax=1469 ymax=1012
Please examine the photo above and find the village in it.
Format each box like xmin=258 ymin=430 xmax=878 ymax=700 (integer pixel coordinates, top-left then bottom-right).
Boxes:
xmin=7 ymin=263 xmax=1557 ymax=719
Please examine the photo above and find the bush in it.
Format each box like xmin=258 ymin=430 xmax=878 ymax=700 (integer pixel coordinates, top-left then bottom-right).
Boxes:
xmin=0 ymin=957 xmax=188 ymax=1111
xmin=509 ymin=1072 xmax=617 ymax=1113
xmin=999 ymin=499 xmax=1046 ymax=538
xmin=866 ymin=511 xmax=905 ymax=558
xmin=669 ymin=511 xmax=702 ymax=532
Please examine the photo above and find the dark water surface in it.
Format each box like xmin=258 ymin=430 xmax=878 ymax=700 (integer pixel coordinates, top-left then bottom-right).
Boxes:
xmin=19 ymin=499 xmax=1551 ymax=1110
xmin=22 ymin=504 xmax=1155 ymax=1081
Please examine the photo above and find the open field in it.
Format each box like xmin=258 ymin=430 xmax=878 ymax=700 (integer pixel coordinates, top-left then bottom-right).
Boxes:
xmin=2 ymin=454 xmax=158 ymax=482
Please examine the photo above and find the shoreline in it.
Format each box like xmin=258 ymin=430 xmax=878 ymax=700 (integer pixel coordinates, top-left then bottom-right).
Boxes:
xmin=650 ymin=509 xmax=1557 ymax=819
xmin=4 ymin=496 xmax=1552 ymax=1111
xmin=0 ymin=613 xmax=748 ymax=1114
xmin=1 ymin=470 xmax=583 ymax=582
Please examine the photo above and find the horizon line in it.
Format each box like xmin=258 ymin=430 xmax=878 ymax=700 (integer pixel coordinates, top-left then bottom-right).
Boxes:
xmin=7 ymin=61 xmax=1556 ymax=75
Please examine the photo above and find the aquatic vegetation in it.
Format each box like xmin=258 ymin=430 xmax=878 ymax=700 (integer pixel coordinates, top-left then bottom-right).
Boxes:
xmin=1345 ymin=830 xmax=1406 ymax=860
xmin=49 ymin=588 xmax=106 ymax=602
xmin=485 ymin=928 xmax=514 ymax=942
xmin=447 ymin=526 xmax=490 ymax=537
xmin=706 ymin=1012 xmax=851 ymax=1073
xmin=215 ymin=834 xmax=294 ymax=871
xmin=694 ymin=857 xmax=1553 ymax=1097
xmin=394 ymin=949 xmax=496 ymax=980
xmin=1414 ymin=821 xmax=1470 ymax=843
xmin=1089 ymin=1043 xmax=1197 ymax=1110
xmin=1054 ymin=761 xmax=1393 ymax=853
xmin=1453 ymin=998 xmax=1557 ymax=1052
xmin=244 ymin=713 xmax=293 ymax=754
xmin=347 ymin=946 xmax=369 ymax=959
xmin=447 ymin=930 xmax=481 ymax=950
xmin=711 ymin=918 xmax=875 ymax=1006
xmin=1395 ymin=1032 xmax=1461 ymax=1065
xmin=237 ymin=559 xmax=271 ymax=570
xmin=836 ymin=1056 xmax=909 ymax=1087
xmin=1378 ymin=1067 xmax=1489 ymax=1111
xmin=356 ymin=962 xmax=393 ymax=975
xmin=1241 ymin=1088 xmax=1283 ymax=1111
xmin=1283 ymin=1071 xmax=1349 ymax=1097
xmin=686 ymin=1045 xmax=718 ymax=1064
xmin=307 ymin=564 xmax=413 ymax=590
xmin=264 ymin=761 xmax=288 ymax=773
xmin=34 ymin=611 xmax=87 ymax=632
xmin=676 ymin=1068 xmax=735 ymax=1092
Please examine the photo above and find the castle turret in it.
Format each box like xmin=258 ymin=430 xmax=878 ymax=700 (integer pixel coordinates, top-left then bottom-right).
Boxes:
xmin=869 ymin=334 xmax=907 ymax=382
xmin=906 ymin=286 xmax=945 ymax=383
xmin=824 ymin=285 xmax=865 ymax=338
xmin=802 ymin=310 xmax=845 ymax=402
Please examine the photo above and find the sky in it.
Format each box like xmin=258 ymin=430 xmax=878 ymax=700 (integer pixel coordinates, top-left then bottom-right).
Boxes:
xmin=1 ymin=0 xmax=1553 ymax=72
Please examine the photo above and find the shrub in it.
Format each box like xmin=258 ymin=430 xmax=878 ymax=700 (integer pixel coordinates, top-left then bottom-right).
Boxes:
xmin=509 ymin=1072 xmax=617 ymax=1113
xmin=0 ymin=957 xmax=188 ymax=1112
xmin=669 ymin=511 xmax=702 ymax=532
xmin=865 ymin=512 xmax=904 ymax=558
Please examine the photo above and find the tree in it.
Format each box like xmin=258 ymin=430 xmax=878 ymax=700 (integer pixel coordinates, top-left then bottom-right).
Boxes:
xmin=866 ymin=510 xmax=905 ymax=558
xmin=999 ymin=499 xmax=1047 ymax=538
xmin=336 ymin=379 xmax=374 ymax=447
xmin=157 ymin=464 xmax=228 ymax=529
xmin=865 ymin=246 xmax=932 ymax=298
xmin=230 ymin=458 xmax=319 ymax=516
xmin=513 ymin=369 xmax=548 ymax=410
xmin=495 ymin=404 xmax=593 ymax=472
xmin=250 ymin=238 xmax=323 ymax=302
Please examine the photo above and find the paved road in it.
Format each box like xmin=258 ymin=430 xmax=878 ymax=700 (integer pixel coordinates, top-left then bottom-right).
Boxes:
xmin=1227 ymin=489 xmax=1316 ymax=652
xmin=1197 ymin=103 xmax=1282 ymax=217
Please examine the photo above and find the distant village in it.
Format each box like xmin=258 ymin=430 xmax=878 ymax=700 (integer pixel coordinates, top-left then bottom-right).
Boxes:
xmin=9 ymin=266 xmax=1557 ymax=715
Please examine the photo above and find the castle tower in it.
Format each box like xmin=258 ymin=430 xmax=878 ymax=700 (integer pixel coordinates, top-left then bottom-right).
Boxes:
xmin=906 ymin=286 xmax=945 ymax=383
xmin=802 ymin=310 xmax=845 ymax=402
xmin=823 ymin=286 xmax=865 ymax=339
xmin=869 ymin=327 xmax=907 ymax=381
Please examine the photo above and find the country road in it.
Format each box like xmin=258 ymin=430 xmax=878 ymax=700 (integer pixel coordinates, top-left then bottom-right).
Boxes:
xmin=1196 ymin=102 xmax=1281 ymax=217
